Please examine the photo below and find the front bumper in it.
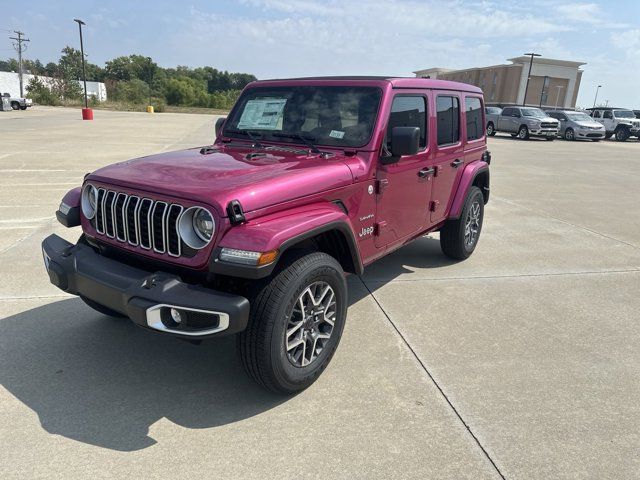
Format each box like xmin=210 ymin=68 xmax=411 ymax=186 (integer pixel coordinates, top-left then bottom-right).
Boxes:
xmin=529 ymin=128 xmax=558 ymax=137
xmin=42 ymin=234 xmax=250 ymax=339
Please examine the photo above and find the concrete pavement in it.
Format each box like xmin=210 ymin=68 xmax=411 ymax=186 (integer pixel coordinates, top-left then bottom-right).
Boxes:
xmin=1 ymin=107 xmax=638 ymax=479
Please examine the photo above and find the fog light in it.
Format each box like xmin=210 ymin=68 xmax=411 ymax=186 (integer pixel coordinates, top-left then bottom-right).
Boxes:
xmin=170 ymin=308 xmax=183 ymax=324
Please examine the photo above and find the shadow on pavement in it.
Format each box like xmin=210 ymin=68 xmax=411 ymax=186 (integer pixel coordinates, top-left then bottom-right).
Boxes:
xmin=0 ymin=297 xmax=285 ymax=452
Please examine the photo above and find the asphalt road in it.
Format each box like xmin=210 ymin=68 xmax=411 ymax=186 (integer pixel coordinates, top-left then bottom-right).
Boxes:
xmin=1 ymin=107 xmax=638 ymax=479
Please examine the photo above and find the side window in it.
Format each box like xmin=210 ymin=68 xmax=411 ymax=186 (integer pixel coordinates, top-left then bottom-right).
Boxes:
xmin=465 ymin=97 xmax=483 ymax=141
xmin=437 ymin=96 xmax=460 ymax=146
xmin=502 ymin=107 xmax=513 ymax=116
xmin=387 ymin=96 xmax=427 ymax=149
xmin=547 ymin=112 xmax=558 ymax=119
xmin=603 ymin=110 xmax=613 ymax=119
xmin=592 ymin=110 xmax=601 ymax=118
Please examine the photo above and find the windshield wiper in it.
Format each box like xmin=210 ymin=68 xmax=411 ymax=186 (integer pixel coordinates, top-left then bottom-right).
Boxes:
xmin=272 ymin=132 xmax=321 ymax=153
xmin=224 ymin=128 xmax=265 ymax=149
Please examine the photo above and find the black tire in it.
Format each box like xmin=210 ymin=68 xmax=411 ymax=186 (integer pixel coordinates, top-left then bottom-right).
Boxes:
xmin=486 ymin=122 xmax=496 ymax=136
xmin=564 ymin=128 xmax=575 ymax=141
xmin=19 ymin=105 xmax=27 ymax=110
xmin=605 ymin=133 xmax=613 ymax=139
xmin=615 ymin=128 xmax=629 ymax=142
xmin=440 ymin=186 xmax=484 ymax=260
xmin=517 ymin=125 xmax=529 ymax=140
xmin=10 ymin=101 xmax=19 ymax=110
xmin=80 ymin=295 xmax=126 ymax=318
xmin=237 ymin=251 xmax=347 ymax=394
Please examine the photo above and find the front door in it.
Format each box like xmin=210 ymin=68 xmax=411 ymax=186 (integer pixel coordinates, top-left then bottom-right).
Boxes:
xmin=375 ymin=93 xmax=432 ymax=247
xmin=431 ymin=92 xmax=465 ymax=224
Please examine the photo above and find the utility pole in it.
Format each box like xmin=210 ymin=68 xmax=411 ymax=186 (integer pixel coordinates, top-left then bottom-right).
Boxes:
xmin=9 ymin=30 xmax=30 ymax=97
xmin=522 ymin=52 xmax=541 ymax=106
xmin=73 ymin=19 xmax=88 ymax=109
xmin=592 ymin=85 xmax=602 ymax=108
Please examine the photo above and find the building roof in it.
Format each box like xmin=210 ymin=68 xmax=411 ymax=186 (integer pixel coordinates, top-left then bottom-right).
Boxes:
xmin=414 ymin=56 xmax=586 ymax=77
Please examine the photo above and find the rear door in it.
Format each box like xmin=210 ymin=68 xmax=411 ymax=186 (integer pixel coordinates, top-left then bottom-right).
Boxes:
xmin=430 ymin=92 xmax=464 ymax=224
xmin=375 ymin=92 xmax=432 ymax=247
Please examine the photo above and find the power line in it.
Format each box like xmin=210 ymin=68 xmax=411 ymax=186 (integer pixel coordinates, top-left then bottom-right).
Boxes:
xmin=9 ymin=30 xmax=30 ymax=97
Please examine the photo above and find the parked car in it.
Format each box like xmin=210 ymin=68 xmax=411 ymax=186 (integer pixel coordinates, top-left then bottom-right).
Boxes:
xmin=545 ymin=110 xmax=605 ymax=141
xmin=487 ymin=106 xmax=559 ymax=140
xmin=585 ymin=107 xmax=640 ymax=141
xmin=633 ymin=110 xmax=640 ymax=119
xmin=485 ymin=107 xmax=502 ymax=136
xmin=41 ymin=77 xmax=491 ymax=394
xmin=1 ymin=92 xmax=32 ymax=110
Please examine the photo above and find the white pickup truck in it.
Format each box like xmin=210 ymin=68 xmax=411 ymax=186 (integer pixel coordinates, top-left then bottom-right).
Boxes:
xmin=486 ymin=106 xmax=559 ymax=140
xmin=2 ymin=93 xmax=32 ymax=110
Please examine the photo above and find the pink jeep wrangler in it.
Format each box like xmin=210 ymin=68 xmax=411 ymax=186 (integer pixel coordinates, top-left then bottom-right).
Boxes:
xmin=43 ymin=77 xmax=490 ymax=393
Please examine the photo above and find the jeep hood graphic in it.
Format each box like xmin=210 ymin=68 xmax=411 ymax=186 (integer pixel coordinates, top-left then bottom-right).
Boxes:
xmin=87 ymin=146 xmax=355 ymax=215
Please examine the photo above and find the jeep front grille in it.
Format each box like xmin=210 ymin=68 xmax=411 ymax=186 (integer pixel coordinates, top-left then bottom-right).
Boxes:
xmin=94 ymin=188 xmax=184 ymax=257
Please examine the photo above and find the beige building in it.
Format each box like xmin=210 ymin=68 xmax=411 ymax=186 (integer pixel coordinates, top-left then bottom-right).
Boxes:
xmin=414 ymin=56 xmax=585 ymax=109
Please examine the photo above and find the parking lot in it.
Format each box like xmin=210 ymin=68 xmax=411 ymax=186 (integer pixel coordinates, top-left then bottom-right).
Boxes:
xmin=1 ymin=106 xmax=639 ymax=479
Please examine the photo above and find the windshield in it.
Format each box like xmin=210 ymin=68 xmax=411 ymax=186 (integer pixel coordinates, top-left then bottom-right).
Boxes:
xmin=566 ymin=113 xmax=593 ymax=122
xmin=521 ymin=108 xmax=547 ymax=118
xmin=614 ymin=110 xmax=634 ymax=118
xmin=223 ymin=86 xmax=382 ymax=148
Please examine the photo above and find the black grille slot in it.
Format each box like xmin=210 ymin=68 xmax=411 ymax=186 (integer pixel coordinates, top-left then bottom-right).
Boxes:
xmin=541 ymin=122 xmax=557 ymax=128
xmin=138 ymin=199 xmax=153 ymax=249
xmin=151 ymin=202 xmax=167 ymax=252
xmin=104 ymin=191 xmax=116 ymax=237
xmin=114 ymin=193 xmax=127 ymax=241
xmin=95 ymin=189 xmax=105 ymax=232
xmin=126 ymin=197 xmax=139 ymax=245
xmin=166 ymin=204 xmax=183 ymax=257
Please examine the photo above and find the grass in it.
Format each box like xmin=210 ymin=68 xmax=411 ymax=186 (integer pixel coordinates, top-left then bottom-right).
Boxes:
xmin=43 ymin=99 xmax=229 ymax=115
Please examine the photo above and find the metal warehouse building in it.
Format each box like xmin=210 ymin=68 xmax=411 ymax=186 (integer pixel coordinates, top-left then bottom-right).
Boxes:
xmin=414 ymin=56 xmax=585 ymax=109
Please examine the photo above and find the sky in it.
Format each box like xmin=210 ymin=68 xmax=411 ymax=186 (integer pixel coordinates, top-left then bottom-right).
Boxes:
xmin=3 ymin=0 xmax=639 ymax=107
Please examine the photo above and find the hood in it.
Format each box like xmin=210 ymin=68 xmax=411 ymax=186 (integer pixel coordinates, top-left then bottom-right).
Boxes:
xmin=575 ymin=121 xmax=604 ymax=128
xmin=87 ymin=145 xmax=355 ymax=216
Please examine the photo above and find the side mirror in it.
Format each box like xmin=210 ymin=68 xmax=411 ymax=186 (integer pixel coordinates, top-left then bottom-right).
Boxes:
xmin=215 ymin=116 xmax=226 ymax=138
xmin=390 ymin=126 xmax=420 ymax=157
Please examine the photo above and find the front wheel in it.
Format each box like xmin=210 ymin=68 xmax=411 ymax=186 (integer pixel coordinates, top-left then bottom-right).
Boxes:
xmin=517 ymin=125 xmax=529 ymax=140
xmin=564 ymin=128 xmax=575 ymax=141
xmin=440 ymin=186 xmax=484 ymax=260
xmin=237 ymin=251 xmax=347 ymax=394
xmin=10 ymin=101 xmax=19 ymax=110
xmin=19 ymin=105 xmax=27 ymax=110
xmin=486 ymin=123 xmax=496 ymax=136
xmin=615 ymin=128 xmax=629 ymax=142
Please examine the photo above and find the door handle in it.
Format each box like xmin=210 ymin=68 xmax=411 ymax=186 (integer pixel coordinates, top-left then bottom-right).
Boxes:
xmin=451 ymin=159 xmax=463 ymax=168
xmin=418 ymin=167 xmax=435 ymax=178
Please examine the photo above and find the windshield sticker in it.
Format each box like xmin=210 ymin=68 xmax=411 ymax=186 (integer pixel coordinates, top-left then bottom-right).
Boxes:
xmin=329 ymin=130 xmax=345 ymax=139
xmin=238 ymin=98 xmax=287 ymax=130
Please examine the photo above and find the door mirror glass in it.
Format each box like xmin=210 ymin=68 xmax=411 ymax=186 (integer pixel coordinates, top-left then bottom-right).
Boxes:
xmin=215 ymin=116 xmax=226 ymax=138
xmin=390 ymin=126 xmax=420 ymax=157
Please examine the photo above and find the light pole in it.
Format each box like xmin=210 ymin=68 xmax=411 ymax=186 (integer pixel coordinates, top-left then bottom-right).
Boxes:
xmin=73 ymin=18 xmax=91 ymax=119
xmin=522 ymin=52 xmax=541 ymax=106
xmin=592 ymin=85 xmax=602 ymax=108
xmin=554 ymin=85 xmax=564 ymax=110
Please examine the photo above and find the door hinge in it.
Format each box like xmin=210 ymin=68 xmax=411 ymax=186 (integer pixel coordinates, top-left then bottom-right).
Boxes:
xmin=375 ymin=178 xmax=389 ymax=194
xmin=429 ymin=200 xmax=440 ymax=212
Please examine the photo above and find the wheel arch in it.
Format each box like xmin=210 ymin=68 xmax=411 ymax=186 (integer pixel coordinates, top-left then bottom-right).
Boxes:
xmin=448 ymin=162 xmax=490 ymax=220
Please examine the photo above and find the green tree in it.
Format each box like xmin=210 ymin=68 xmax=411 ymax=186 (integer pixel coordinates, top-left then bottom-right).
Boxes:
xmin=165 ymin=78 xmax=196 ymax=105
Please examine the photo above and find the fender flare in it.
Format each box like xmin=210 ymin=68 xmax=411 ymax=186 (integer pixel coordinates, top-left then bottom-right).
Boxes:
xmin=56 ymin=186 xmax=82 ymax=228
xmin=210 ymin=203 xmax=362 ymax=279
xmin=448 ymin=161 xmax=490 ymax=220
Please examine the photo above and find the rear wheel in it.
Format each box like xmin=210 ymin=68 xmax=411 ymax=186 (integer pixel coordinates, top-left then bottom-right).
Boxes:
xmin=486 ymin=123 xmax=496 ymax=136
xmin=517 ymin=125 xmax=529 ymax=140
xmin=237 ymin=251 xmax=347 ymax=394
xmin=564 ymin=128 xmax=575 ymax=141
xmin=80 ymin=295 xmax=126 ymax=318
xmin=440 ymin=186 xmax=484 ymax=260
xmin=10 ymin=101 xmax=19 ymax=110
xmin=19 ymin=105 xmax=27 ymax=110
xmin=615 ymin=128 xmax=629 ymax=142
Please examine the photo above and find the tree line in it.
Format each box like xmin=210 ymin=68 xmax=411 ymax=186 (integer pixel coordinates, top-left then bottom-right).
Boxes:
xmin=0 ymin=47 xmax=257 ymax=110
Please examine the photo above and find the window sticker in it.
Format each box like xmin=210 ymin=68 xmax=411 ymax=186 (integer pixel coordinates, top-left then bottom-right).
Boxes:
xmin=329 ymin=129 xmax=345 ymax=139
xmin=237 ymin=98 xmax=287 ymax=130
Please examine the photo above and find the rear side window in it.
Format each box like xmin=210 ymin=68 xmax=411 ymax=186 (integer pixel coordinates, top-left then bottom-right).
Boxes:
xmin=603 ymin=111 xmax=613 ymax=119
xmin=502 ymin=107 xmax=514 ymax=116
xmin=592 ymin=110 xmax=601 ymax=118
xmin=465 ymin=97 xmax=483 ymax=141
xmin=387 ymin=96 xmax=427 ymax=148
xmin=437 ymin=96 xmax=460 ymax=146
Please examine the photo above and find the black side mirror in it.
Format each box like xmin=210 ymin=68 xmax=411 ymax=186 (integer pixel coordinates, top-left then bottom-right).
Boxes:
xmin=215 ymin=117 xmax=226 ymax=138
xmin=390 ymin=126 xmax=420 ymax=157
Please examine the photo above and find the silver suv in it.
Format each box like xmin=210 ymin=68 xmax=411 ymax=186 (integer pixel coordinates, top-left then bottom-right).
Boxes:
xmin=586 ymin=107 xmax=640 ymax=141
xmin=545 ymin=110 xmax=605 ymax=141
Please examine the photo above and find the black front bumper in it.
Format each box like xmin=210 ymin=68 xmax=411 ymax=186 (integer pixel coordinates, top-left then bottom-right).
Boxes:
xmin=42 ymin=234 xmax=250 ymax=339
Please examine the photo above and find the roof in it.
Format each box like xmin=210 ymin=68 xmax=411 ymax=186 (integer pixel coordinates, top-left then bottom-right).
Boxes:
xmin=585 ymin=107 xmax=628 ymax=110
xmin=251 ymin=76 xmax=483 ymax=94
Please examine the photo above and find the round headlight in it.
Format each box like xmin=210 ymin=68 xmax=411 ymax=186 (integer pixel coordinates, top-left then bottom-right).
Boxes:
xmin=193 ymin=208 xmax=214 ymax=242
xmin=178 ymin=206 xmax=215 ymax=250
xmin=81 ymin=184 xmax=98 ymax=220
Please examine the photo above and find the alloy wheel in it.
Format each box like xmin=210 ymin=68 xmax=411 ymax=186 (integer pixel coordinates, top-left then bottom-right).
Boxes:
xmin=565 ymin=129 xmax=574 ymax=140
xmin=518 ymin=127 xmax=528 ymax=139
xmin=464 ymin=201 xmax=481 ymax=248
xmin=286 ymin=281 xmax=337 ymax=367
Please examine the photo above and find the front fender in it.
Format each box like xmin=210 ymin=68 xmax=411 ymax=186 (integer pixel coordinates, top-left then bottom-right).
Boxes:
xmin=449 ymin=161 xmax=489 ymax=219
xmin=210 ymin=203 xmax=362 ymax=278
xmin=56 ymin=186 xmax=82 ymax=227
